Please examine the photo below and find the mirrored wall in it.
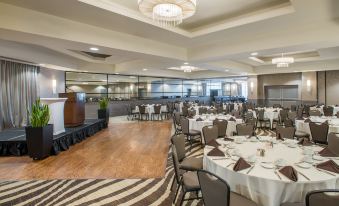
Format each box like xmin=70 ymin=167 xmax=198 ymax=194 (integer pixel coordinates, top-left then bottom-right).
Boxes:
xmin=65 ymin=72 xmax=248 ymax=101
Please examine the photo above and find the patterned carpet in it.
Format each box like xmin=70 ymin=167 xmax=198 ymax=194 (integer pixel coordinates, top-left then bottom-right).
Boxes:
xmin=0 ymin=129 xmax=274 ymax=206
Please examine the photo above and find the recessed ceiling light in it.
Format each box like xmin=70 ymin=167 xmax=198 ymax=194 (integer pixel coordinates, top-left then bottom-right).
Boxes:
xmin=184 ymin=62 xmax=189 ymax=65
xmin=142 ymin=68 xmax=148 ymax=71
xmin=83 ymin=70 xmax=88 ymax=72
xmin=225 ymin=69 xmax=229 ymax=72
xmin=39 ymin=63 xmax=45 ymax=66
xmin=90 ymin=47 xmax=99 ymax=51
xmin=114 ymin=73 xmax=120 ymax=75
xmin=251 ymin=52 xmax=258 ymax=56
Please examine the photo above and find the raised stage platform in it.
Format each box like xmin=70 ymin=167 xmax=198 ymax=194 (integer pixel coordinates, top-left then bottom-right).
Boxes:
xmin=0 ymin=119 xmax=106 ymax=156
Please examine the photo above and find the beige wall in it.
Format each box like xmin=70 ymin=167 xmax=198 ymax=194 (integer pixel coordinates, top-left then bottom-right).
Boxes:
xmin=301 ymin=72 xmax=317 ymax=102
xmin=324 ymin=70 xmax=339 ymax=105
xmin=247 ymin=76 xmax=258 ymax=100
xmin=39 ymin=67 xmax=65 ymax=98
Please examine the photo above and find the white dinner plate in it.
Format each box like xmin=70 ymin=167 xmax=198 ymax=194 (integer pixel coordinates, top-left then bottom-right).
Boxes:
xmin=261 ymin=162 xmax=275 ymax=169
xmin=296 ymin=162 xmax=312 ymax=169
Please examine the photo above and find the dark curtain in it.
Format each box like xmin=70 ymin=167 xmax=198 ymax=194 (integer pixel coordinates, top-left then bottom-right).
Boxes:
xmin=0 ymin=60 xmax=38 ymax=131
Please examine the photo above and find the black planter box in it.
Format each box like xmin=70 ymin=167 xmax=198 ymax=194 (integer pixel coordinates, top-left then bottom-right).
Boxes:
xmin=25 ymin=124 xmax=53 ymax=160
xmin=98 ymin=108 xmax=109 ymax=126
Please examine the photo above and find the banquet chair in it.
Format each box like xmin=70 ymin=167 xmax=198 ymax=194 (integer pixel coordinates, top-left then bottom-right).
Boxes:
xmin=173 ymin=112 xmax=182 ymax=135
xmin=171 ymin=134 xmax=203 ymax=172
xmin=199 ymin=107 xmax=207 ymax=115
xmin=180 ymin=117 xmax=202 ymax=150
xmin=297 ymin=107 xmax=304 ymax=118
xmin=187 ymin=109 xmax=196 ymax=118
xmin=336 ymin=111 xmax=339 ymax=118
xmin=309 ymin=110 xmax=321 ymax=117
xmin=306 ymin=189 xmax=339 ymax=206
xmin=245 ymin=118 xmax=257 ymax=129
xmin=207 ymin=108 xmax=217 ymax=114
xmin=161 ymin=103 xmax=170 ymax=119
xmin=288 ymin=111 xmax=297 ymax=122
xmin=182 ymin=106 xmax=189 ymax=117
xmin=309 ymin=122 xmax=329 ymax=144
xmin=246 ymin=111 xmax=254 ymax=119
xmin=231 ymin=110 xmax=241 ymax=118
xmin=172 ymin=145 xmax=201 ymax=205
xmin=323 ymin=106 xmax=334 ymax=117
xmin=197 ymin=170 xmax=257 ymax=206
xmin=202 ymin=125 xmax=219 ymax=144
xmin=279 ymin=110 xmax=288 ymax=126
xmin=138 ymin=105 xmax=149 ymax=121
xmin=328 ymin=133 xmax=339 ymax=156
xmin=130 ymin=104 xmax=140 ymax=120
xmin=276 ymin=126 xmax=295 ymax=139
xmin=304 ymin=105 xmax=311 ymax=116
xmin=213 ymin=119 xmax=228 ymax=138
xmin=151 ymin=104 xmax=162 ymax=120
xmin=257 ymin=109 xmax=270 ymax=130
xmin=291 ymin=105 xmax=297 ymax=112
xmin=236 ymin=124 xmax=255 ymax=136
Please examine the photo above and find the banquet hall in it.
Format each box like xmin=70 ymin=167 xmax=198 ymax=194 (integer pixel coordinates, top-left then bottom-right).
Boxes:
xmin=0 ymin=0 xmax=338 ymax=205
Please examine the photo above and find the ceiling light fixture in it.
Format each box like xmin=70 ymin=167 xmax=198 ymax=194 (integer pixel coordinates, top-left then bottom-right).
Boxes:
xmin=138 ymin=0 xmax=197 ymax=27
xmin=272 ymin=53 xmax=294 ymax=68
xmin=90 ymin=47 xmax=99 ymax=51
xmin=251 ymin=52 xmax=258 ymax=56
xmin=181 ymin=65 xmax=194 ymax=73
xmin=142 ymin=68 xmax=148 ymax=71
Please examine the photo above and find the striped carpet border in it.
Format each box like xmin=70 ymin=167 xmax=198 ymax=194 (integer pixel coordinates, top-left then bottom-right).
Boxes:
xmin=0 ymin=129 xmax=274 ymax=206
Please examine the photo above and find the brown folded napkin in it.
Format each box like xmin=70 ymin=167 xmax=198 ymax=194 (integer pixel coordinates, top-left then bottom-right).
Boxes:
xmin=229 ymin=117 xmax=236 ymax=121
xmin=318 ymin=147 xmax=339 ymax=157
xmin=206 ymin=139 xmax=220 ymax=147
xmin=233 ymin=158 xmax=251 ymax=172
xmin=304 ymin=118 xmax=312 ymax=123
xmin=297 ymin=138 xmax=313 ymax=146
xmin=279 ymin=166 xmax=298 ymax=182
xmin=207 ymin=147 xmax=225 ymax=157
xmin=224 ymin=137 xmax=234 ymax=142
xmin=316 ymin=160 xmax=339 ymax=174
xmin=196 ymin=117 xmax=203 ymax=121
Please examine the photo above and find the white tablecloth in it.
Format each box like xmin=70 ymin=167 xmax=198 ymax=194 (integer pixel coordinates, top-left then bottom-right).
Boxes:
xmin=189 ymin=115 xmax=243 ymax=139
xmin=204 ymin=137 xmax=339 ymax=206
xmin=295 ymin=116 xmax=339 ymax=139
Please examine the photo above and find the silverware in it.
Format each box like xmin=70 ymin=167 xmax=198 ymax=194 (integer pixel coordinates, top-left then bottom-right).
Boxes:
xmin=315 ymin=168 xmax=336 ymax=176
xmin=274 ymin=170 xmax=282 ymax=180
xmin=297 ymin=170 xmax=310 ymax=180
xmin=247 ymin=165 xmax=255 ymax=174
xmin=226 ymin=162 xmax=235 ymax=168
xmin=212 ymin=157 xmax=228 ymax=160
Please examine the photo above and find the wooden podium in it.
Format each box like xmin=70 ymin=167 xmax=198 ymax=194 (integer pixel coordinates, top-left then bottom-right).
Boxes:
xmin=59 ymin=93 xmax=86 ymax=127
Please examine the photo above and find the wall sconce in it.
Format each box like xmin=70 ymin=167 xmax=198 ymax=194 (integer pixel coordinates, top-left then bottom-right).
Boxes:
xmin=52 ymin=79 xmax=57 ymax=94
xmin=306 ymin=80 xmax=311 ymax=92
xmin=250 ymin=82 xmax=254 ymax=93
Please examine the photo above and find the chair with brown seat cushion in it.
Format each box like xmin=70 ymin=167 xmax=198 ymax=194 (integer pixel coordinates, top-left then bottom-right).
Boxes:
xmin=181 ymin=117 xmax=202 ymax=150
xmin=199 ymin=107 xmax=208 ymax=115
xmin=151 ymin=104 xmax=162 ymax=120
xmin=276 ymin=126 xmax=296 ymax=139
xmin=309 ymin=122 xmax=329 ymax=144
xmin=245 ymin=118 xmax=257 ymax=129
xmin=257 ymin=109 xmax=270 ymax=129
xmin=182 ymin=106 xmax=189 ymax=117
xmin=202 ymin=125 xmax=219 ymax=144
xmin=309 ymin=110 xmax=321 ymax=117
xmin=173 ymin=112 xmax=182 ymax=134
xmin=171 ymin=134 xmax=203 ymax=172
xmin=284 ymin=119 xmax=294 ymax=127
xmin=236 ymin=124 xmax=255 ymax=136
xmin=279 ymin=110 xmax=288 ymax=126
xmin=171 ymin=145 xmax=201 ymax=205
xmin=187 ymin=109 xmax=196 ymax=118
xmin=138 ymin=105 xmax=148 ymax=121
xmin=306 ymin=189 xmax=339 ymax=206
xmin=213 ymin=119 xmax=228 ymax=138
xmin=328 ymin=133 xmax=339 ymax=156
xmin=288 ymin=111 xmax=297 ymax=122
xmin=297 ymin=107 xmax=304 ymax=118
xmin=197 ymin=170 xmax=257 ymax=206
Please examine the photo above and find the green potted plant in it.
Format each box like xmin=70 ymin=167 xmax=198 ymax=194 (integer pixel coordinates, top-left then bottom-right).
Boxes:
xmin=98 ymin=97 xmax=109 ymax=126
xmin=25 ymin=99 xmax=53 ymax=160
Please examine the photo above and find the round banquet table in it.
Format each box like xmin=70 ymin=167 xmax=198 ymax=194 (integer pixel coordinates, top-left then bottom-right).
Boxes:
xmin=295 ymin=116 xmax=339 ymax=139
xmin=134 ymin=104 xmax=167 ymax=119
xmin=203 ymin=137 xmax=339 ymax=206
xmin=189 ymin=115 xmax=243 ymax=139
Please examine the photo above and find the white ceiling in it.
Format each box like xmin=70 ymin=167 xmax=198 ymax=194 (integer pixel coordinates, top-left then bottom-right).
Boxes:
xmin=0 ymin=0 xmax=339 ymax=78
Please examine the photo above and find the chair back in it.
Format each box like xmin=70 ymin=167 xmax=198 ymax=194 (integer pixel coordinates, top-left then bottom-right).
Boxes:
xmin=171 ymin=134 xmax=186 ymax=161
xmin=182 ymin=106 xmax=189 ymax=117
xmin=291 ymin=105 xmax=297 ymax=111
xmin=213 ymin=119 xmax=228 ymax=138
xmin=245 ymin=118 xmax=257 ymax=128
xmin=276 ymin=126 xmax=295 ymax=139
xmin=284 ymin=118 xmax=294 ymax=127
xmin=139 ymin=105 xmax=147 ymax=114
xmin=174 ymin=112 xmax=181 ymax=126
xmin=154 ymin=105 xmax=161 ymax=114
xmin=207 ymin=108 xmax=217 ymax=114
xmin=309 ymin=122 xmax=329 ymax=144
xmin=171 ymin=145 xmax=182 ymax=185
xmin=306 ymin=190 xmax=339 ymax=206
xmin=328 ymin=133 xmax=339 ymax=156
xmin=297 ymin=107 xmax=304 ymax=118
xmin=199 ymin=107 xmax=207 ymax=114
xmin=323 ymin=106 xmax=334 ymax=117
xmin=180 ymin=117 xmax=190 ymax=134
xmin=336 ymin=111 xmax=339 ymax=118
xmin=279 ymin=110 xmax=288 ymax=123
xmin=197 ymin=170 xmax=231 ymax=206
xmin=202 ymin=125 xmax=218 ymax=144
xmin=288 ymin=111 xmax=297 ymax=121
xmin=188 ymin=109 xmax=196 ymax=117
xmin=246 ymin=112 xmax=254 ymax=119
xmin=258 ymin=109 xmax=265 ymax=120
xmin=309 ymin=110 xmax=321 ymax=117
xmin=304 ymin=105 xmax=310 ymax=116
xmin=232 ymin=110 xmax=240 ymax=118
xmin=236 ymin=124 xmax=254 ymax=136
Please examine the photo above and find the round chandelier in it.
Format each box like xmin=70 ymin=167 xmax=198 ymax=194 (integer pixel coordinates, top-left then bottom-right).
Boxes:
xmin=272 ymin=53 xmax=294 ymax=68
xmin=137 ymin=0 xmax=197 ymax=27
